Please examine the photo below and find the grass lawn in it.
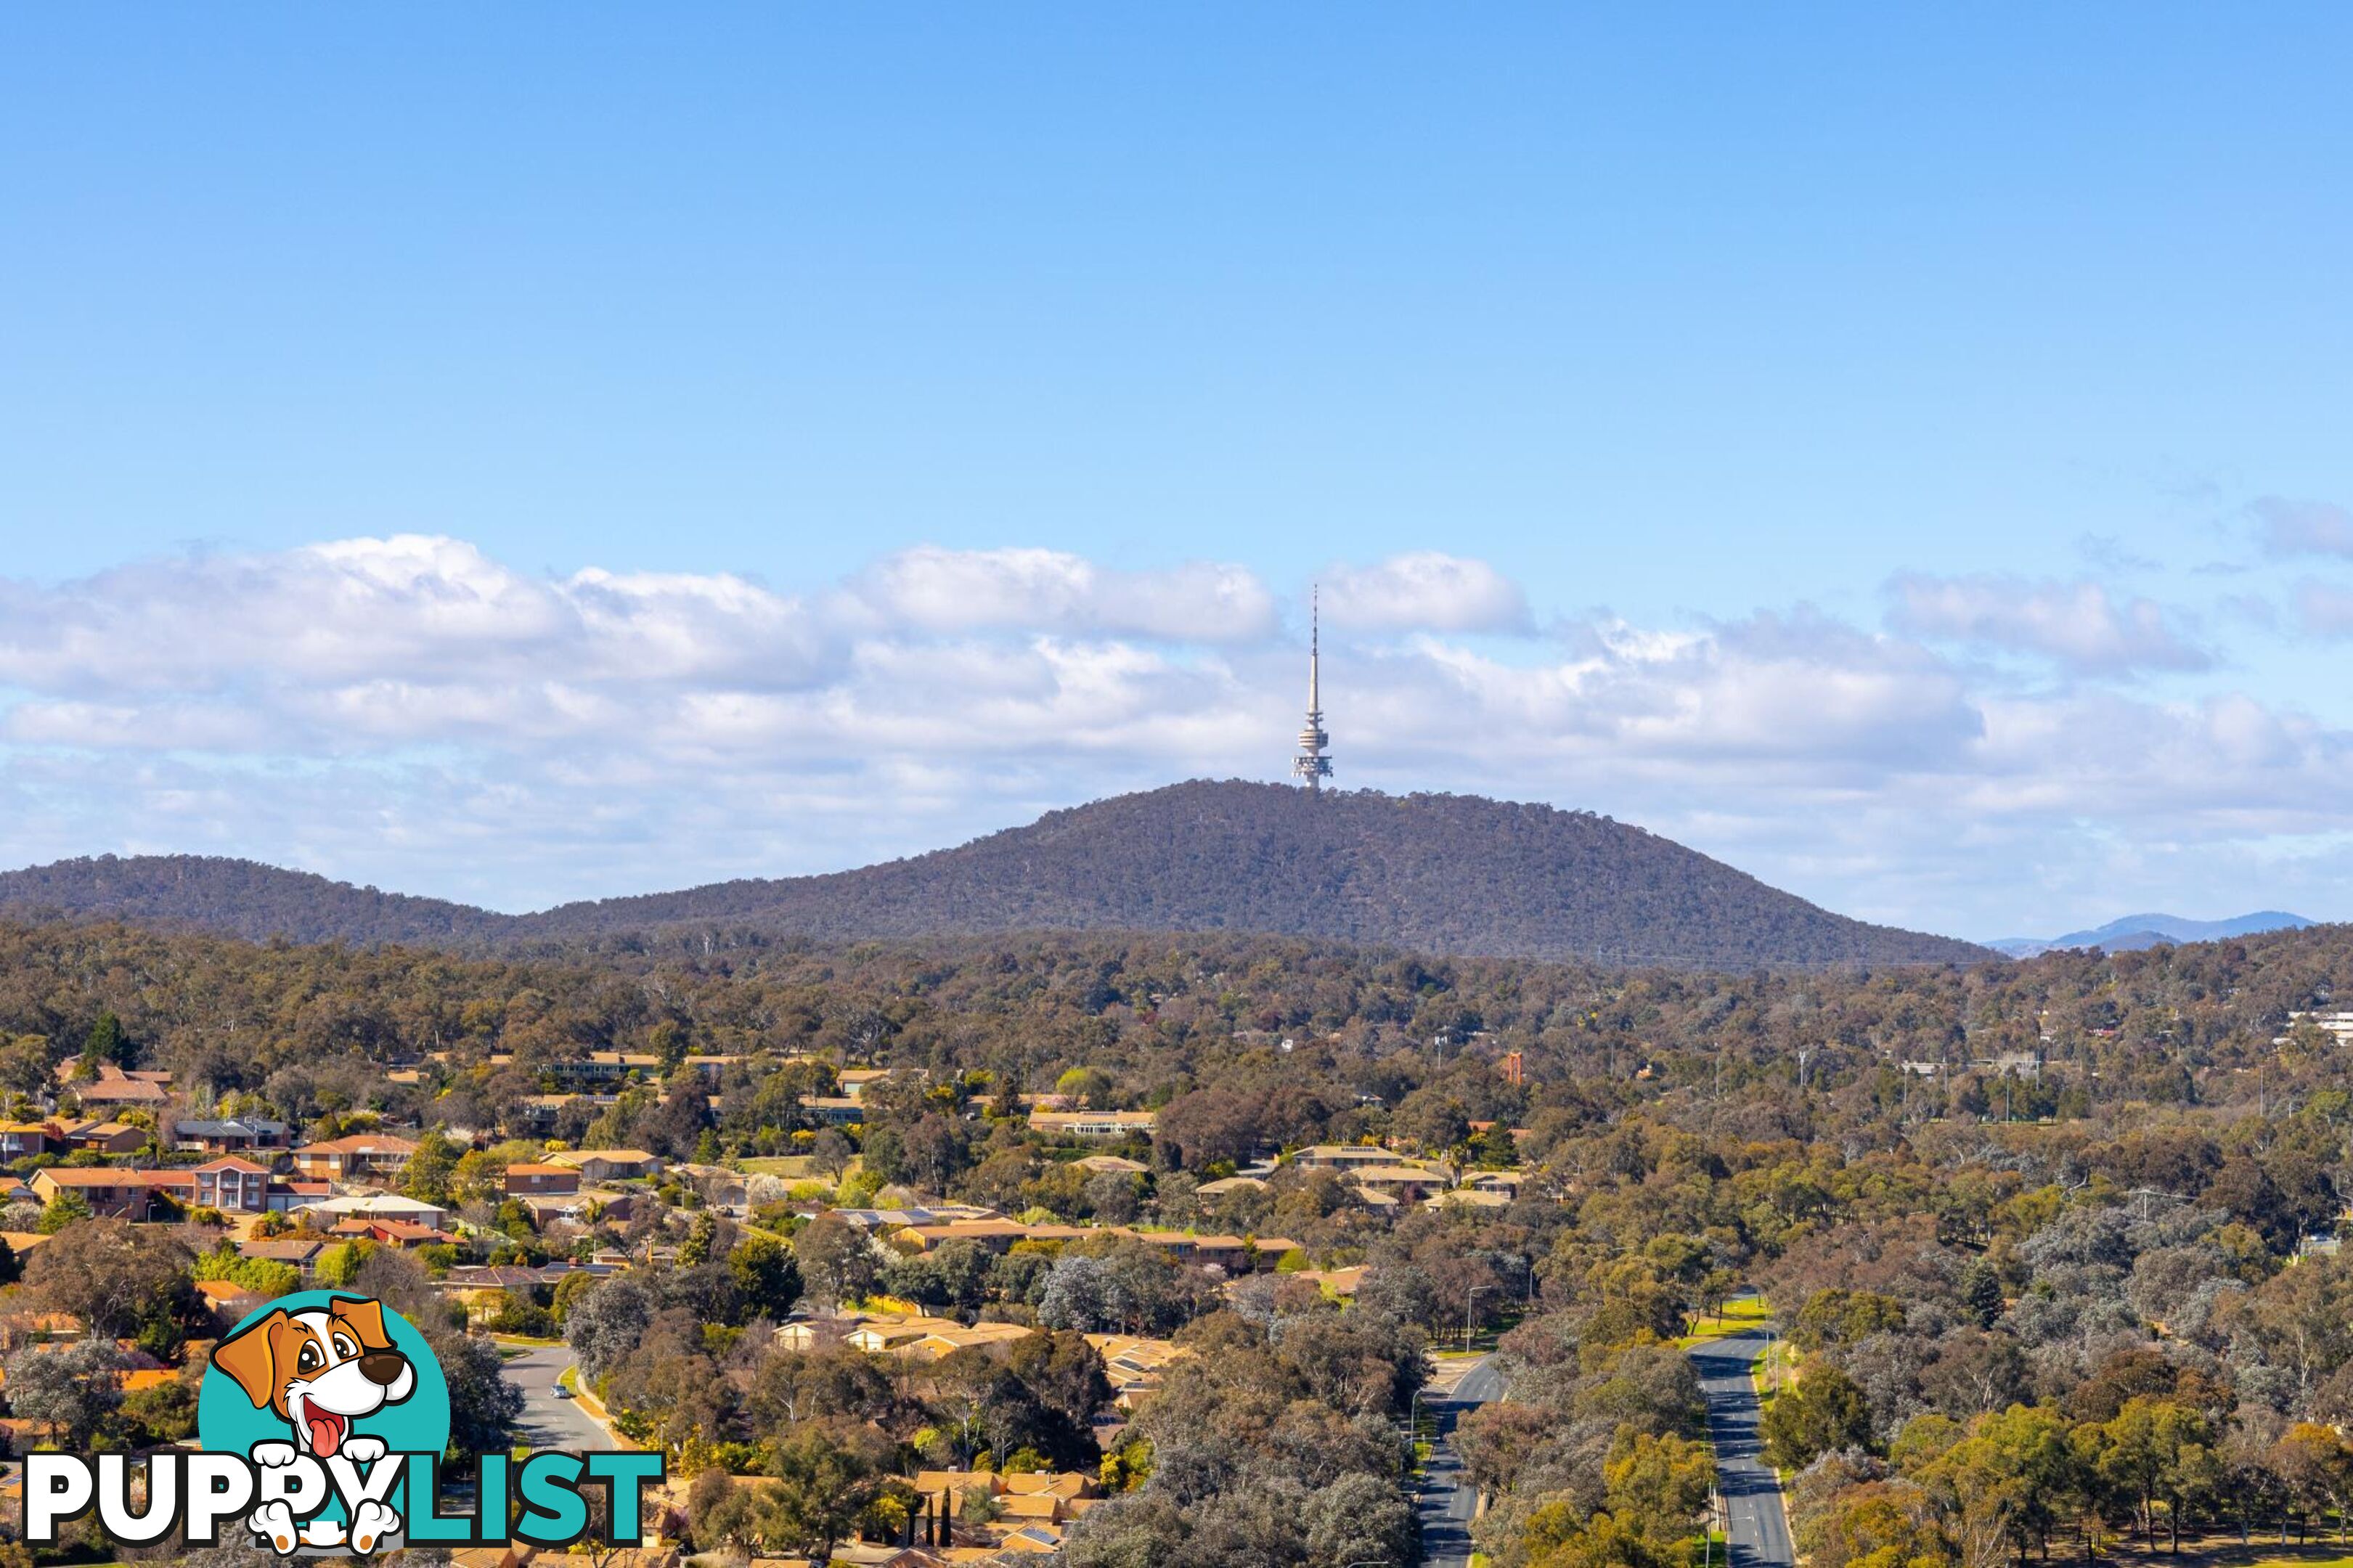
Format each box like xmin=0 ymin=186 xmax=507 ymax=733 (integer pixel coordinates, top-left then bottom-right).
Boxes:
xmin=736 ymin=1155 xmax=815 ymax=1177
xmin=1676 ymin=1295 xmax=1774 ymax=1348
xmin=2168 ymin=1543 xmax=2353 ymax=1568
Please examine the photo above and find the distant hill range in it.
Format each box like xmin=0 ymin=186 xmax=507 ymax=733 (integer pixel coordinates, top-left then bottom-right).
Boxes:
xmin=0 ymin=780 xmax=1992 ymax=969
xmin=1985 ymin=910 xmax=2316 ymax=959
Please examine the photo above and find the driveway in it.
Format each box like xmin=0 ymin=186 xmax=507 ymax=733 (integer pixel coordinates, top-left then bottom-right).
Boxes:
xmin=1689 ymin=1332 xmax=1795 ymax=1568
xmin=502 ymin=1342 xmax=619 ymax=1452
xmin=1416 ymin=1354 xmax=1504 ymax=1568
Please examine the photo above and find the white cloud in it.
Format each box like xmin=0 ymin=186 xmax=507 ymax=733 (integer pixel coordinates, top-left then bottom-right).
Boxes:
xmin=2293 ymin=580 xmax=2353 ymax=638
xmin=1320 ymin=552 xmax=1530 ymax=634
xmin=2 ymin=534 xmax=2352 ymax=937
xmin=2255 ymin=496 xmax=2353 ymax=558
xmin=850 ymin=547 xmax=1276 ymax=642
xmin=1884 ymin=572 xmax=2209 ymax=673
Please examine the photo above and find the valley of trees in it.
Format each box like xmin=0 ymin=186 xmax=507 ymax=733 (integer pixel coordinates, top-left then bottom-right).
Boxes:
xmin=3 ymin=912 xmax=2353 ymax=1564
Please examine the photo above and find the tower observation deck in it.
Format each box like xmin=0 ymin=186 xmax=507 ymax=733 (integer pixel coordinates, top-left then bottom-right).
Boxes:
xmin=1292 ymin=590 xmax=1333 ymax=791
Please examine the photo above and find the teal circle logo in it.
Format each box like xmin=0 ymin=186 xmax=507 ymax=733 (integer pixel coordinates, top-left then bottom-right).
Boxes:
xmin=200 ymin=1291 xmax=449 ymax=1469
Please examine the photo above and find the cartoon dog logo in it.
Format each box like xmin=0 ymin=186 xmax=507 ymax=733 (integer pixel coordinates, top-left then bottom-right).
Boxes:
xmin=211 ymin=1294 xmax=416 ymax=1553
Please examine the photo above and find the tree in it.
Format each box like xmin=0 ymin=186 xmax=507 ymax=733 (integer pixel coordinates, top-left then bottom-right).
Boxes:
xmin=1761 ymin=1365 xmax=1875 ymax=1471
xmin=1915 ymin=1405 xmax=2079 ymax=1568
xmin=810 ymin=1128 xmax=855 ymax=1179
xmin=0 ymin=1034 xmax=53 ymax=1098
xmin=2095 ymin=1397 xmax=2211 ymax=1551
xmin=1010 ymin=1330 xmax=1115 ymax=1461
xmin=403 ymin=1126 xmax=462 ymax=1206
xmin=751 ymin=1346 xmax=898 ymax=1429
xmin=86 ymin=1010 xmax=134 ymax=1071
xmin=1524 ymin=1505 xmax=1678 ymax=1568
xmin=2272 ymin=1424 xmax=2353 ymax=1544
xmin=728 ymin=1235 xmax=803 ymax=1321
xmin=317 ymin=1239 xmax=375 ymax=1287
xmin=793 ymin=1212 xmax=878 ymax=1310
xmin=550 ymin=1268 xmax=600 ymax=1326
xmin=26 ymin=1220 xmax=196 ymax=1343
xmin=433 ymin=1328 xmax=526 ymax=1461
xmin=36 ymin=1190 xmax=93 ymax=1234
xmin=756 ymin=1425 xmax=900 ymax=1564
xmin=566 ymin=1273 xmax=658 ymax=1381
xmin=7 ymin=1339 xmax=129 ymax=1447
xmin=678 ymin=1210 xmax=720 ymax=1267
xmin=1603 ymin=1430 xmax=1715 ymax=1540
xmin=1961 ymin=1259 xmax=2005 ymax=1329
xmin=1056 ymin=1067 xmax=1115 ymax=1107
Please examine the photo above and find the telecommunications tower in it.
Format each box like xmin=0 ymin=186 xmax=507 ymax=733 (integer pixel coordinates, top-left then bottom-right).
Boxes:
xmin=1292 ymin=589 xmax=1333 ymax=791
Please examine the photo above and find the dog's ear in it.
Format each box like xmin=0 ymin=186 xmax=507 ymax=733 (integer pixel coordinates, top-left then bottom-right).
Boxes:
xmin=330 ymin=1295 xmax=393 ymax=1351
xmin=211 ymin=1310 xmax=289 ymax=1409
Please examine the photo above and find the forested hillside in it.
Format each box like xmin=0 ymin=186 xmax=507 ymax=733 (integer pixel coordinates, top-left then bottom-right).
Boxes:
xmin=0 ymin=780 xmax=1990 ymax=968
xmin=0 ymin=911 xmax=2340 ymax=1142
xmin=7 ymin=917 xmax=2353 ymax=1563
xmin=0 ymin=853 xmax=505 ymax=945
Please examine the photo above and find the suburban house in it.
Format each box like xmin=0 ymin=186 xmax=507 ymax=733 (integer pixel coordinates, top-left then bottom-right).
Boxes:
xmin=189 ymin=1157 xmax=272 ymax=1214
xmin=547 ymin=1053 xmax=660 ymax=1085
xmin=542 ymin=1148 xmax=661 ymax=1183
xmin=796 ymin=1095 xmax=865 ymax=1126
xmin=1027 ymin=1108 xmax=1158 ymax=1139
xmin=1347 ymin=1164 xmax=1451 ymax=1203
xmin=31 ymin=1168 xmax=161 ymax=1219
xmin=502 ymin=1163 xmax=580 ymax=1196
xmin=60 ymin=1120 xmax=151 ymax=1156
xmin=0 ymin=1124 xmax=50 ymax=1158
xmin=1083 ymin=1334 xmax=1191 ymax=1408
xmin=299 ymin=1193 xmax=452 ymax=1231
xmin=237 ymin=1236 xmax=326 ymax=1275
xmin=906 ymin=1470 xmax=1101 ymax=1556
xmin=290 ymin=1134 xmax=418 ymax=1182
xmin=1286 ymin=1144 xmax=1402 ymax=1171
xmin=71 ymin=1073 xmax=171 ymax=1110
xmin=171 ymin=1117 xmax=292 ymax=1154
xmin=333 ymin=1217 xmax=456 ymax=1249
xmin=836 ymin=1067 xmax=904 ymax=1101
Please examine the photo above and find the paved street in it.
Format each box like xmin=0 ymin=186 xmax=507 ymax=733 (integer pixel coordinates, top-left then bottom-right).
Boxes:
xmin=1689 ymin=1332 xmax=1795 ymax=1568
xmin=502 ymin=1342 xmax=619 ymax=1451
xmin=1416 ymin=1354 xmax=1504 ymax=1568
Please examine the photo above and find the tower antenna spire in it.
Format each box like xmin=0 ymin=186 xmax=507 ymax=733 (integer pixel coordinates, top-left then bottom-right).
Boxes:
xmin=1292 ymin=587 xmax=1333 ymax=791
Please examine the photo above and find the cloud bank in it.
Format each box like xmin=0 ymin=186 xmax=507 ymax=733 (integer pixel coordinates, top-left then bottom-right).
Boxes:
xmin=1 ymin=535 xmax=2348 ymax=936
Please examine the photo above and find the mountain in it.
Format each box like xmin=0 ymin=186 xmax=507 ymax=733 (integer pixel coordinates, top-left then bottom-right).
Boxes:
xmin=0 ymin=854 xmax=507 ymax=946
xmin=0 ymin=781 xmax=1993 ymax=969
xmin=1984 ymin=910 xmax=2315 ymax=959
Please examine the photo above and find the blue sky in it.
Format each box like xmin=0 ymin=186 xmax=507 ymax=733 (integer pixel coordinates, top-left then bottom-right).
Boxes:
xmin=4 ymin=7 xmax=2352 ymax=940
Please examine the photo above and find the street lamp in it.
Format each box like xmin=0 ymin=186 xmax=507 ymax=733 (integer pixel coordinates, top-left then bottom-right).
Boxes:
xmin=1465 ymin=1283 xmax=1496 ymax=1352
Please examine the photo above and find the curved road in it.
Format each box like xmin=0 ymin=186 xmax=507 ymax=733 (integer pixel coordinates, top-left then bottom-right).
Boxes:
xmin=1416 ymin=1355 xmax=1504 ymax=1568
xmin=503 ymin=1342 xmax=620 ymax=1451
xmin=1689 ymin=1332 xmax=1795 ymax=1568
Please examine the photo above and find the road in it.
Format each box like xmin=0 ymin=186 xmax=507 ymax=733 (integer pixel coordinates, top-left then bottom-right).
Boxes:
xmin=1416 ymin=1354 xmax=1504 ymax=1568
xmin=1689 ymin=1332 xmax=1795 ymax=1568
xmin=502 ymin=1342 xmax=619 ymax=1451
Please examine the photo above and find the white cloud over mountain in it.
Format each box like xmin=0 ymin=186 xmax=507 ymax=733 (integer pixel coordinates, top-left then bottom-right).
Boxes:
xmin=1 ymin=534 xmax=2349 ymax=934
xmin=1320 ymin=552 xmax=1530 ymax=634
xmin=1883 ymin=572 xmax=2209 ymax=673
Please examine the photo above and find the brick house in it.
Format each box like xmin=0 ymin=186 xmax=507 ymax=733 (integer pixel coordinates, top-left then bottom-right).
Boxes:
xmin=290 ymin=1135 xmax=418 ymax=1183
xmin=190 ymin=1157 xmax=272 ymax=1214
xmin=503 ymin=1164 xmax=580 ymax=1196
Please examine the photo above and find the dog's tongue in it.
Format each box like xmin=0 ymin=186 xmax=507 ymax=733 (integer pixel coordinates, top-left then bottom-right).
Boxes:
xmin=306 ymin=1408 xmax=348 ymax=1458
